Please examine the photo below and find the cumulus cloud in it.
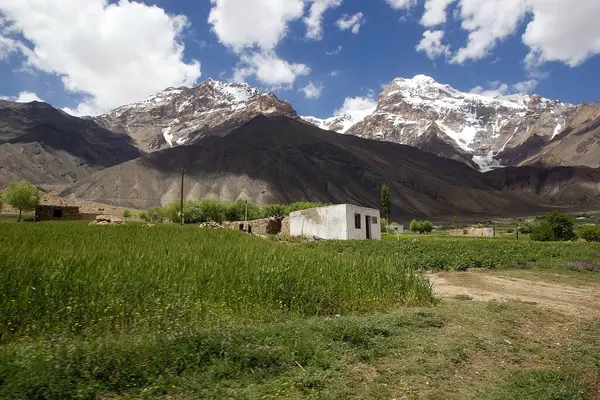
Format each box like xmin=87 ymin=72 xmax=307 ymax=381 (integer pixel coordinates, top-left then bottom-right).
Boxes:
xmin=416 ymin=30 xmax=450 ymax=59
xmin=326 ymin=45 xmax=343 ymax=56
xmin=420 ymin=0 xmax=455 ymax=26
xmin=0 ymin=91 xmax=43 ymax=103
xmin=304 ymin=0 xmax=343 ymax=40
xmin=0 ymin=0 xmax=201 ymax=116
xmin=208 ymin=0 xmax=304 ymax=51
xmin=336 ymin=13 xmax=366 ymax=34
xmin=208 ymin=0 xmax=310 ymax=87
xmin=233 ymin=51 xmax=310 ymax=88
xmin=470 ymin=79 xmax=539 ymax=97
xmin=300 ymin=82 xmax=324 ymax=99
xmin=335 ymin=95 xmax=377 ymax=116
xmin=383 ymin=0 xmax=415 ymax=10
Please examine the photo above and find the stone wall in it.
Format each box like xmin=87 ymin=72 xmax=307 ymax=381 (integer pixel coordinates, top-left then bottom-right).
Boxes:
xmin=36 ymin=205 xmax=80 ymax=221
xmin=223 ymin=217 xmax=285 ymax=235
xmin=448 ymin=227 xmax=495 ymax=237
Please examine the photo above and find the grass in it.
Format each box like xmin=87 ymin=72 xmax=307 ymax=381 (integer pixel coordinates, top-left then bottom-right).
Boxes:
xmin=309 ymin=235 xmax=600 ymax=271
xmin=2 ymin=222 xmax=600 ymax=399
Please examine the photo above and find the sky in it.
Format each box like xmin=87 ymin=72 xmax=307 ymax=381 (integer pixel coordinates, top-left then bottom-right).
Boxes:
xmin=0 ymin=0 xmax=599 ymax=119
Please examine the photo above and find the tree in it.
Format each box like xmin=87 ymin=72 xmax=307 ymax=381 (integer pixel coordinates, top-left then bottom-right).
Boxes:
xmin=579 ymin=225 xmax=600 ymax=242
xmin=453 ymin=216 xmax=459 ymax=231
xmin=422 ymin=221 xmax=434 ymax=234
xmin=2 ymin=181 xmax=38 ymax=222
xmin=122 ymin=209 xmax=131 ymax=221
xmin=530 ymin=211 xmax=576 ymax=242
xmin=409 ymin=219 xmax=423 ymax=233
xmin=381 ymin=185 xmax=391 ymax=222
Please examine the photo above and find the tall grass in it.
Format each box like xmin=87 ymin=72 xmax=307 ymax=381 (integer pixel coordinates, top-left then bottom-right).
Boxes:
xmin=0 ymin=223 xmax=434 ymax=341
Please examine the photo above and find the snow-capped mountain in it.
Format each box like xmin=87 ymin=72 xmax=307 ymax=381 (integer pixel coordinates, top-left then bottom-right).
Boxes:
xmin=302 ymin=106 xmax=376 ymax=133
xmin=94 ymin=79 xmax=298 ymax=151
xmin=308 ymin=75 xmax=576 ymax=170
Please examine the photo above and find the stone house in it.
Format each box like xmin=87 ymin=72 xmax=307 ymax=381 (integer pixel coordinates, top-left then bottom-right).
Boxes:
xmin=290 ymin=204 xmax=382 ymax=240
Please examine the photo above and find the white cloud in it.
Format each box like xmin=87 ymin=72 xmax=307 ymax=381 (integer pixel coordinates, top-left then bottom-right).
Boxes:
xmin=304 ymin=0 xmax=343 ymax=40
xmin=0 ymin=0 xmax=201 ymax=116
xmin=421 ymin=0 xmax=455 ymax=26
xmin=336 ymin=13 xmax=365 ymax=34
xmin=0 ymin=91 xmax=43 ymax=103
xmin=470 ymin=79 xmax=539 ymax=97
xmin=416 ymin=30 xmax=450 ymax=59
xmin=522 ymin=0 xmax=600 ymax=68
xmin=335 ymin=95 xmax=377 ymax=116
xmin=383 ymin=0 xmax=415 ymax=10
xmin=512 ymin=79 xmax=539 ymax=93
xmin=234 ymin=51 xmax=310 ymax=88
xmin=445 ymin=0 xmax=600 ymax=68
xmin=300 ymin=82 xmax=324 ymax=99
xmin=208 ymin=0 xmax=304 ymax=51
xmin=326 ymin=45 xmax=343 ymax=56
xmin=329 ymin=70 xmax=342 ymax=77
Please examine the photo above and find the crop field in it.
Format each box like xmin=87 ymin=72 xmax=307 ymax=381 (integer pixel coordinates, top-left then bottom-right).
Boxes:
xmin=1 ymin=222 xmax=600 ymax=399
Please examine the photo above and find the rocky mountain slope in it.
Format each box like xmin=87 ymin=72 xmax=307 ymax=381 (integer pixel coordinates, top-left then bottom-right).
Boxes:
xmin=94 ymin=79 xmax=298 ymax=152
xmin=0 ymin=100 xmax=141 ymax=186
xmin=304 ymin=75 xmax=583 ymax=171
xmin=61 ymin=116 xmax=600 ymax=218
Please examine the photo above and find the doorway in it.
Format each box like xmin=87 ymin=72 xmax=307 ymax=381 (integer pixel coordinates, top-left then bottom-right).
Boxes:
xmin=365 ymin=215 xmax=371 ymax=239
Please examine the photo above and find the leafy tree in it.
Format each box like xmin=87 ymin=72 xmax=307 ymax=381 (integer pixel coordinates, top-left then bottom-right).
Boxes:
xmin=380 ymin=218 xmax=389 ymax=233
xmin=2 ymin=181 xmax=38 ymax=222
xmin=530 ymin=221 xmax=556 ymax=241
xmin=122 ymin=209 xmax=131 ymax=221
xmin=380 ymin=185 xmax=391 ymax=221
xmin=0 ymin=190 xmax=3 ymax=212
xmin=147 ymin=207 xmax=166 ymax=223
xmin=422 ymin=221 xmax=434 ymax=234
xmin=409 ymin=219 xmax=423 ymax=233
xmin=531 ymin=211 xmax=576 ymax=242
xmin=579 ymin=225 xmax=600 ymax=242
xmin=453 ymin=216 xmax=459 ymax=231
xmin=262 ymin=204 xmax=287 ymax=219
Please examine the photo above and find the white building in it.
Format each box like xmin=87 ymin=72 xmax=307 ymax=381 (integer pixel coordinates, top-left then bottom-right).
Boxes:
xmin=290 ymin=204 xmax=382 ymax=240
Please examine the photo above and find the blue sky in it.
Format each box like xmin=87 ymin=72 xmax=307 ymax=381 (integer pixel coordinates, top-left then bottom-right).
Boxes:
xmin=1 ymin=0 xmax=599 ymax=118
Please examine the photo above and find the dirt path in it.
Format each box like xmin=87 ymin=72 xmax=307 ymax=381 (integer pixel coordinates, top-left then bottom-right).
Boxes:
xmin=428 ymin=270 xmax=600 ymax=317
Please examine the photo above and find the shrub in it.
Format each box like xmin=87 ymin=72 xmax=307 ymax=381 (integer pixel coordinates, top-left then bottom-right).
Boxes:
xmin=262 ymin=204 xmax=287 ymax=219
xmin=138 ymin=211 xmax=148 ymax=222
xmin=122 ymin=209 xmax=131 ymax=220
xmin=380 ymin=218 xmax=389 ymax=233
xmin=422 ymin=221 xmax=433 ymax=234
xmin=530 ymin=211 xmax=576 ymax=242
xmin=147 ymin=207 xmax=166 ymax=223
xmin=410 ymin=219 xmax=433 ymax=234
xmin=518 ymin=224 xmax=532 ymax=235
xmin=578 ymin=225 xmax=600 ymax=242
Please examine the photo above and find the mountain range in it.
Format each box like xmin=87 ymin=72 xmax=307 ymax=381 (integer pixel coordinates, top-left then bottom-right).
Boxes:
xmin=1 ymin=75 xmax=599 ymax=218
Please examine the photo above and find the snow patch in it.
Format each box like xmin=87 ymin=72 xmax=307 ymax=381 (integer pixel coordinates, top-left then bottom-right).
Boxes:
xmin=472 ymin=150 xmax=504 ymax=172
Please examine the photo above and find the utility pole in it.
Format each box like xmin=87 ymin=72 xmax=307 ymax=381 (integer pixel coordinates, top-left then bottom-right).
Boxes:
xmin=516 ymin=219 xmax=519 ymax=240
xmin=180 ymin=168 xmax=185 ymax=226
xmin=244 ymin=199 xmax=248 ymax=223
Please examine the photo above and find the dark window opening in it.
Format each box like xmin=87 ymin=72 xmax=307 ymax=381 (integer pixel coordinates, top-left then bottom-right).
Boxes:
xmin=354 ymin=213 xmax=361 ymax=229
xmin=53 ymin=209 xmax=63 ymax=219
xmin=372 ymin=216 xmax=378 ymax=224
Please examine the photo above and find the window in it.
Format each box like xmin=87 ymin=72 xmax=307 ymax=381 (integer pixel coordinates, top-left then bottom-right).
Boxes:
xmin=354 ymin=213 xmax=361 ymax=229
xmin=372 ymin=216 xmax=378 ymax=224
xmin=53 ymin=208 xmax=63 ymax=219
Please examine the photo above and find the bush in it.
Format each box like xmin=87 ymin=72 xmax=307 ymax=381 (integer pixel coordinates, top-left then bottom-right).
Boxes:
xmin=262 ymin=204 xmax=287 ymax=219
xmin=410 ymin=219 xmax=433 ymax=234
xmin=518 ymin=224 xmax=532 ymax=235
xmin=380 ymin=218 xmax=389 ymax=233
xmin=122 ymin=209 xmax=131 ymax=220
xmin=138 ymin=211 xmax=148 ymax=222
xmin=147 ymin=207 xmax=166 ymax=223
xmin=530 ymin=211 xmax=576 ymax=242
xmin=579 ymin=225 xmax=600 ymax=242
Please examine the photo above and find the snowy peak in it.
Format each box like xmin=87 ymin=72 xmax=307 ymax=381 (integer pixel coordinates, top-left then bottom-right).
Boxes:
xmin=94 ymin=79 xmax=298 ymax=151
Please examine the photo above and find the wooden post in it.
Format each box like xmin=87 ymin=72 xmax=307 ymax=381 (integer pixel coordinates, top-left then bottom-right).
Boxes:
xmin=180 ymin=169 xmax=185 ymax=226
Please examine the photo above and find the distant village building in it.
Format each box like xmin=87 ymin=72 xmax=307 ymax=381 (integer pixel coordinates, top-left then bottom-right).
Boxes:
xmin=389 ymin=224 xmax=404 ymax=233
xmin=448 ymin=227 xmax=495 ymax=237
xmin=290 ymin=204 xmax=382 ymax=240
xmin=35 ymin=190 xmax=81 ymax=221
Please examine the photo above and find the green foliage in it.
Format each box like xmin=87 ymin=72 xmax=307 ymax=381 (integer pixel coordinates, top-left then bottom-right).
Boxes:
xmin=518 ymin=224 xmax=532 ymax=235
xmin=262 ymin=204 xmax=287 ymax=218
xmin=122 ymin=209 xmax=131 ymax=220
xmin=380 ymin=218 xmax=389 ymax=233
xmin=146 ymin=201 xmax=324 ymax=224
xmin=410 ymin=219 xmax=433 ymax=234
xmin=138 ymin=211 xmax=148 ymax=222
xmin=530 ymin=211 xmax=576 ymax=242
xmin=578 ymin=225 xmax=600 ymax=242
xmin=306 ymin=235 xmax=600 ymax=272
xmin=2 ymin=181 xmax=38 ymax=221
xmin=380 ymin=184 xmax=391 ymax=220
xmin=0 ymin=223 xmax=434 ymax=343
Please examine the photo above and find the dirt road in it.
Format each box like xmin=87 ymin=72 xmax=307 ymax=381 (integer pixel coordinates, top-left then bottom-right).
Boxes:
xmin=428 ymin=270 xmax=600 ymax=317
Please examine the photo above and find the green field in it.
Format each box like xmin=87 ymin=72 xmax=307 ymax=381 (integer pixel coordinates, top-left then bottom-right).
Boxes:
xmin=1 ymin=222 xmax=600 ymax=399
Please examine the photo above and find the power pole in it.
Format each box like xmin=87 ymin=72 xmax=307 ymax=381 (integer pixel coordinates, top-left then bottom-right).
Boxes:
xmin=516 ymin=219 xmax=519 ymax=240
xmin=180 ymin=168 xmax=185 ymax=226
xmin=244 ymin=200 xmax=248 ymax=223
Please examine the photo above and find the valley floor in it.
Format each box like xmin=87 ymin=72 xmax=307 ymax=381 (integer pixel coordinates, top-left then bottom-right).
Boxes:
xmin=1 ymin=224 xmax=600 ymax=399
